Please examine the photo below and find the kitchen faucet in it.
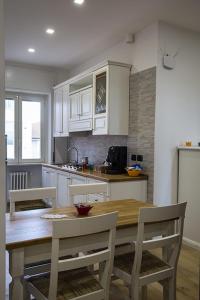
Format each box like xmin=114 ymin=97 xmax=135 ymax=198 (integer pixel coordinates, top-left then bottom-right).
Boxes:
xmin=67 ymin=146 xmax=79 ymax=165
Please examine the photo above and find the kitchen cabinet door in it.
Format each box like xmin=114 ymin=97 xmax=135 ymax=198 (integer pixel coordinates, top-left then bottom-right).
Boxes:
xmin=42 ymin=168 xmax=57 ymax=207
xmin=57 ymin=173 xmax=71 ymax=207
xmin=49 ymin=171 xmax=57 ymax=188
xmin=93 ymin=68 xmax=108 ymax=115
xmin=53 ymin=85 xmax=69 ymax=137
xmin=93 ymin=63 xmax=130 ymax=135
xmin=61 ymin=85 xmax=69 ymax=136
xmin=70 ymin=174 xmax=87 ymax=203
xmin=86 ymin=178 xmax=108 ymax=202
xmin=42 ymin=168 xmax=56 ymax=188
xmin=79 ymin=88 xmax=93 ymax=120
xmin=69 ymin=93 xmax=80 ymax=122
xmin=54 ymin=88 xmax=63 ymax=136
xmin=42 ymin=168 xmax=49 ymax=188
xmin=93 ymin=116 xmax=107 ymax=135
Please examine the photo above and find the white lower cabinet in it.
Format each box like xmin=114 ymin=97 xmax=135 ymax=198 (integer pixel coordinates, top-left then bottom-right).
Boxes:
xmin=42 ymin=167 xmax=57 ymax=206
xmin=109 ymin=181 xmax=147 ymax=202
xmin=42 ymin=166 xmax=147 ymax=207
xmin=70 ymin=174 xmax=87 ymax=203
xmin=42 ymin=167 xmax=57 ymax=188
xmin=86 ymin=178 xmax=108 ymax=203
xmin=57 ymin=173 xmax=71 ymax=207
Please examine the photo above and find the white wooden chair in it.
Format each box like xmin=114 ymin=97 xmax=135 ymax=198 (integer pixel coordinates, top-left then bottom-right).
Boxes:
xmin=9 ymin=187 xmax=57 ymax=220
xmin=68 ymin=183 xmax=108 ymax=205
xmin=24 ymin=212 xmax=118 ymax=300
xmin=113 ymin=202 xmax=187 ymax=300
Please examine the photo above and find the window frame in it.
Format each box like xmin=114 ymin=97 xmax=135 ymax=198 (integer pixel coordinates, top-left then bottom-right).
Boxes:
xmin=5 ymin=93 xmax=46 ymax=164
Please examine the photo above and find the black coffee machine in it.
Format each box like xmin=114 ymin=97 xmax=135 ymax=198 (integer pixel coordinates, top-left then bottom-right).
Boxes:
xmin=105 ymin=146 xmax=127 ymax=174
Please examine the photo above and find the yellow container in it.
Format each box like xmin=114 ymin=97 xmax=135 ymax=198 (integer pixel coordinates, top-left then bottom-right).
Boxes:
xmin=127 ymin=169 xmax=142 ymax=177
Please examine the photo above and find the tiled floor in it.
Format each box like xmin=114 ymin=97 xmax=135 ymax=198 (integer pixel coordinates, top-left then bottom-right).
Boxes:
xmin=6 ymin=245 xmax=199 ymax=300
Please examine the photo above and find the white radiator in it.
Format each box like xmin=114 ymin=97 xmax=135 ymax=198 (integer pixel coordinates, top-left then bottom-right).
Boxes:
xmin=10 ymin=172 xmax=28 ymax=190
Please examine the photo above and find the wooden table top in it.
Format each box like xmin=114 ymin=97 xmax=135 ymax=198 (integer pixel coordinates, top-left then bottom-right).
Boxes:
xmin=6 ymin=199 xmax=153 ymax=250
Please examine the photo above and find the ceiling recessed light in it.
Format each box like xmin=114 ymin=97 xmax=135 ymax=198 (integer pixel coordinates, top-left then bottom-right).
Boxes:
xmin=74 ymin=0 xmax=85 ymax=5
xmin=28 ymin=48 xmax=35 ymax=53
xmin=46 ymin=28 xmax=55 ymax=35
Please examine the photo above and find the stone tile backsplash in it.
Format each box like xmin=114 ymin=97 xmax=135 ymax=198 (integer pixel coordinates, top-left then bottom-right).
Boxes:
xmin=68 ymin=67 xmax=156 ymax=202
xmin=68 ymin=132 xmax=127 ymax=165
xmin=128 ymin=67 xmax=156 ymax=202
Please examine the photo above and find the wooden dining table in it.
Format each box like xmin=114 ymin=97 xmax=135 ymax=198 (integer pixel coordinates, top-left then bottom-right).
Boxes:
xmin=6 ymin=199 xmax=169 ymax=300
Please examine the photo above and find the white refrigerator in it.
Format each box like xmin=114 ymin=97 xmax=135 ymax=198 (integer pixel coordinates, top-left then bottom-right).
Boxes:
xmin=178 ymin=147 xmax=200 ymax=249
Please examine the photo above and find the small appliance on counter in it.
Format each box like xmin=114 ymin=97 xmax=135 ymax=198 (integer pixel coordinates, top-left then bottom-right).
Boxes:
xmin=103 ymin=146 xmax=127 ymax=174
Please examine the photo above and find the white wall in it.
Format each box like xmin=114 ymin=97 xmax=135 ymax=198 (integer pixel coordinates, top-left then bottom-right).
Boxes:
xmin=68 ymin=22 xmax=158 ymax=77
xmin=131 ymin=22 xmax=158 ymax=73
xmin=0 ymin=0 xmax=5 ymax=298
xmin=5 ymin=63 xmax=68 ymax=93
xmin=154 ymin=22 xmax=200 ymax=206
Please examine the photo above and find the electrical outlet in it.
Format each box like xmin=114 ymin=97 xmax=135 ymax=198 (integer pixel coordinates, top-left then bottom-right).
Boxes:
xmin=137 ymin=155 xmax=143 ymax=162
xmin=131 ymin=154 xmax=137 ymax=161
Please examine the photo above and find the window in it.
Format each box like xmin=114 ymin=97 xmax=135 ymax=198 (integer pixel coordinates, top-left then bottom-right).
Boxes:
xmin=5 ymin=93 xmax=45 ymax=163
xmin=5 ymin=99 xmax=15 ymax=159
xmin=22 ymin=101 xmax=41 ymax=160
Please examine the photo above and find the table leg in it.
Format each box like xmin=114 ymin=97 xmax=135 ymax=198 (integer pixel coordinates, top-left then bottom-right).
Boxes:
xmin=9 ymin=248 xmax=24 ymax=300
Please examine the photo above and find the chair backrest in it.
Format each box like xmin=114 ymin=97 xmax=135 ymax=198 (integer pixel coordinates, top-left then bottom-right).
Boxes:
xmin=68 ymin=183 xmax=108 ymax=204
xmin=48 ymin=212 xmax=118 ymax=300
xmin=132 ymin=202 xmax=187 ymax=283
xmin=9 ymin=187 xmax=57 ymax=220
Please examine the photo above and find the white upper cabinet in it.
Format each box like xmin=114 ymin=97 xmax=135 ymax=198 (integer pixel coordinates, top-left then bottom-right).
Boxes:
xmin=93 ymin=63 xmax=130 ymax=135
xmin=54 ymin=88 xmax=63 ymax=135
xmin=62 ymin=85 xmax=69 ymax=135
xmin=53 ymin=84 xmax=69 ymax=137
xmin=79 ymin=88 xmax=93 ymax=120
xmin=69 ymin=86 xmax=93 ymax=132
xmin=53 ymin=61 xmax=131 ymax=136
xmin=69 ymin=92 xmax=80 ymax=122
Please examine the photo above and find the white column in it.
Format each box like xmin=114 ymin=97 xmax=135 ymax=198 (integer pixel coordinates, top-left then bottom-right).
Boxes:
xmin=0 ymin=0 xmax=5 ymax=299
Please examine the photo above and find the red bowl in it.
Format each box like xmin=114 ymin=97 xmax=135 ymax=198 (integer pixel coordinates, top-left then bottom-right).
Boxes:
xmin=75 ymin=204 xmax=93 ymax=216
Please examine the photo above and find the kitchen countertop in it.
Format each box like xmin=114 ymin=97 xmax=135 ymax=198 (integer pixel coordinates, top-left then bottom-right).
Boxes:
xmin=177 ymin=146 xmax=200 ymax=151
xmin=42 ymin=163 xmax=148 ymax=183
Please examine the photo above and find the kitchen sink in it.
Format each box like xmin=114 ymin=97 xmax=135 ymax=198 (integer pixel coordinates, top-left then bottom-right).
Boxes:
xmin=61 ymin=164 xmax=82 ymax=171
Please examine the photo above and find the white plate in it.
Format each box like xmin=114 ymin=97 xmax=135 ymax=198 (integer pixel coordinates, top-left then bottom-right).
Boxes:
xmin=41 ymin=214 xmax=69 ymax=219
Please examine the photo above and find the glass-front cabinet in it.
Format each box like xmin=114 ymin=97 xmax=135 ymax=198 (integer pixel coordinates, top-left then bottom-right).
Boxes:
xmin=95 ymin=70 xmax=107 ymax=114
xmin=93 ymin=63 xmax=130 ymax=135
xmin=93 ymin=66 xmax=108 ymax=134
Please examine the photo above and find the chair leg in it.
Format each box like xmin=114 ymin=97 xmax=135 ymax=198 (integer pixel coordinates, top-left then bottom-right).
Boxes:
xmin=142 ymin=286 xmax=147 ymax=300
xmin=163 ymin=276 xmax=176 ymax=300
xmin=168 ymin=275 xmax=176 ymax=300
xmin=131 ymin=285 xmax=140 ymax=300
xmin=23 ymin=281 xmax=31 ymax=300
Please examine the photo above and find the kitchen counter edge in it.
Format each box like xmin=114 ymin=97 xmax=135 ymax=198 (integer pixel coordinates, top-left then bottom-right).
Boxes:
xmin=42 ymin=164 xmax=148 ymax=183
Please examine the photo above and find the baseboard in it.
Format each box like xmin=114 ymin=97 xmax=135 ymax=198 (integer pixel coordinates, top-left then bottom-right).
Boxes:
xmin=183 ymin=237 xmax=200 ymax=251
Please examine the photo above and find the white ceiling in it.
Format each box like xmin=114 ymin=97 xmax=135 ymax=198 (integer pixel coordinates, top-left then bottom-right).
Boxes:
xmin=5 ymin=0 xmax=200 ymax=70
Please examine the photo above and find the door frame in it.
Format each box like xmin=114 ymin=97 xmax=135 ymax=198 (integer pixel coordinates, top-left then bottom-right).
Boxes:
xmin=0 ymin=0 xmax=5 ymax=298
